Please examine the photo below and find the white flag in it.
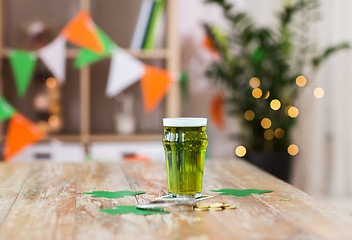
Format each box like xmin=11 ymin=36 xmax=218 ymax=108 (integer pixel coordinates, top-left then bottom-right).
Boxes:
xmin=38 ymin=36 xmax=66 ymax=84
xmin=106 ymin=48 xmax=145 ymax=97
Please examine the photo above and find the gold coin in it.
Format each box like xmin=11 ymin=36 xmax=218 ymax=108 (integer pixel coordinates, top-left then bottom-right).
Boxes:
xmin=197 ymin=203 xmax=210 ymax=208
xmin=225 ymin=206 xmax=236 ymax=209
xmin=195 ymin=208 xmax=208 ymax=211
xmin=222 ymin=203 xmax=230 ymax=207
xmin=195 ymin=206 xmax=209 ymax=210
xmin=209 ymin=207 xmax=223 ymax=211
xmin=209 ymin=203 xmax=224 ymax=208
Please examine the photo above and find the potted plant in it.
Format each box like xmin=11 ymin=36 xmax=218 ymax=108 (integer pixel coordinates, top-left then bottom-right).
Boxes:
xmin=204 ymin=0 xmax=349 ymax=181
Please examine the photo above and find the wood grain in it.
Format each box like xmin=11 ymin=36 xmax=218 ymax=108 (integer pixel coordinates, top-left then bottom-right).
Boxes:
xmin=0 ymin=163 xmax=77 ymax=240
xmin=0 ymin=163 xmax=31 ymax=226
xmin=75 ymin=162 xmax=155 ymax=240
xmin=0 ymin=160 xmax=351 ymax=240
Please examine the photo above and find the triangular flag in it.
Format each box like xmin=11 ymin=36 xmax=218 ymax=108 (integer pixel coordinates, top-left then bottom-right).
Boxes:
xmin=3 ymin=112 xmax=45 ymax=161
xmin=74 ymin=26 xmax=116 ymax=68
xmin=105 ymin=48 xmax=144 ymax=97
xmin=9 ymin=50 xmax=37 ymax=98
xmin=0 ymin=96 xmax=15 ymax=122
xmin=38 ymin=36 xmax=66 ymax=84
xmin=210 ymin=93 xmax=225 ymax=129
xmin=61 ymin=10 xmax=104 ymax=53
xmin=140 ymin=65 xmax=173 ymax=112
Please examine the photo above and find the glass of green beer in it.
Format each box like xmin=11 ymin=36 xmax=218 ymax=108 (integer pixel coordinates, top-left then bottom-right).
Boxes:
xmin=162 ymin=118 xmax=208 ymax=198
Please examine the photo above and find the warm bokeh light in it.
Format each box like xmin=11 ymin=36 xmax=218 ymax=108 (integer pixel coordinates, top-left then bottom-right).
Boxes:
xmin=270 ymin=99 xmax=281 ymax=111
xmin=314 ymin=87 xmax=324 ymax=98
xmin=249 ymin=77 xmax=260 ymax=88
xmin=244 ymin=110 xmax=255 ymax=121
xmin=49 ymin=104 xmax=61 ymax=115
xmin=252 ymin=88 xmax=262 ymax=98
xmin=48 ymin=115 xmax=60 ymax=127
xmin=235 ymin=146 xmax=247 ymax=157
xmin=287 ymin=106 xmax=299 ymax=118
xmin=264 ymin=129 xmax=274 ymax=140
xmin=263 ymin=91 xmax=270 ymax=99
xmin=261 ymin=118 xmax=271 ymax=129
xmin=37 ymin=120 xmax=48 ymax=132
xmin=46 ymin=77 xmax=57 ymax=89
xmin=274 ymin=128 xmax=285 ymax=139
xmin=288 ymin=144 xmax=299 ymax=156
xmin=296 ymin=75 xmax=307 ymax=87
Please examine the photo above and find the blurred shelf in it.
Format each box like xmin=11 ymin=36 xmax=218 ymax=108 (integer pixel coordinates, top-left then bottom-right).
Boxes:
xmin=26 ymin=134 xmax=163 ymax=143
xmin=0 ymin=48 xmax=169 ymax=60
xmin=45 ymin=134 xmax=81 ymax=142
xmin=90 ymin=134 xmax=161 ymax=142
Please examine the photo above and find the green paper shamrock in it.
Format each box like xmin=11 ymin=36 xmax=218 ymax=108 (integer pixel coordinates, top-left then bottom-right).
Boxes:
xmin=100 ymin=205 xmax=169 ymax=215
xmin=83 ymin=191 xmax=145 ymax=199
xmin=279 ymin=198 xmax=290 ymax=201
xmin=211 ymin=189 xmax=273 ymax=196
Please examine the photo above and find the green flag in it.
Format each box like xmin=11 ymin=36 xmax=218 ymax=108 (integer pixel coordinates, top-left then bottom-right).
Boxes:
xmin=9 ymin=50 xmax=37 ymax=98
xmin=0 ymin=96 xmax=15 ymax=122
xmin=74 ymin=27 xmax=116 ymax=68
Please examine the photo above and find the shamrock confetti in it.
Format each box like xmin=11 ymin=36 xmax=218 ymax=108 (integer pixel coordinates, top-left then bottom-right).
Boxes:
xmin=100 ymin=205 xmax=169 ymax=215
xmin=211 ymin=189 xmax=273 ymax=196
xmin=83 ymin=191 xmax=145 ymax=199
xmin=279 ymin=199 xmax=290 ymax=201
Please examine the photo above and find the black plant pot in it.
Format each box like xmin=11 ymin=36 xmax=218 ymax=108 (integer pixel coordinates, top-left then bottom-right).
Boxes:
xmin=245 ymin=151 xmax=292 ymax=182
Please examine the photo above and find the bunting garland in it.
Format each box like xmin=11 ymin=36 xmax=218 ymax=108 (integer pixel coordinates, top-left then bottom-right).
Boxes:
xmin=1 ymin=9 xmax=179 ymax=161
xmin=8 ymin=50 xmax=37 ymax=98
xmin=38 ymin=36 xmax=67 ymax=84
xmin=141 ymin=65 xmax=173 ymax=112
xmin=0 ymin=96 xmax=15 ymax=121
xmin=74 ymin=26 xmax=116 ymax=68
xmin=61 ymin=10 xmax=104 ymax=53
xmin=210 ymin=93 xmax=225 ymax=129
xmin=105 ymin=48 xmax=145 ymax=98
xmin=3 ymin=112 xmax=45 ymax=161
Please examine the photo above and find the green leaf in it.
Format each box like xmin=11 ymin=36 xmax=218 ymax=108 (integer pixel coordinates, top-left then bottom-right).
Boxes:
xmin=100 ymin=205 xmax=169 ymax=215
xmin=211 ymin=189 xmax=273 ymax=196
xmin=83 ymin=191 xmax=145 ymax=199
xmin=312 ymin=42 xmax=350 ymax=68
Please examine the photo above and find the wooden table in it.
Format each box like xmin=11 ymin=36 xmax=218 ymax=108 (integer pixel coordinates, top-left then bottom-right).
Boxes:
xmin=0 ymin=160 xmax=351 ymax=240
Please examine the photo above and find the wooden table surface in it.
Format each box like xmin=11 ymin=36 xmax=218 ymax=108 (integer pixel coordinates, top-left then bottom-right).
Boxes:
xmin=0 ymin=160 xmax=351 ymax=240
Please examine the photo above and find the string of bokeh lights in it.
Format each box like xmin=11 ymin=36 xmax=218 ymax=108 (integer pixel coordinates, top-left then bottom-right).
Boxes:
xmin=235 ymin=75 xmax=324 ymax=158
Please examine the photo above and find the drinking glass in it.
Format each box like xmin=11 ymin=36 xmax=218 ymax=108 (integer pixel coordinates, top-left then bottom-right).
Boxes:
xmin=162 ymin=118 xmax=208 ymax=198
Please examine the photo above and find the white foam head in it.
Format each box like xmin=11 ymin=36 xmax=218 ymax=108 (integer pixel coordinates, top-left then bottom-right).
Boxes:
xmin=163 ymin=118 xmax=207 ymax=127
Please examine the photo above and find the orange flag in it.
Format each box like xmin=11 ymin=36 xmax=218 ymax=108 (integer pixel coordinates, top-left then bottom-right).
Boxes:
xmin=210 ymin=93 xmax=225 ymax=129
xmin=141 ymin=65 xmax=173 ymax=113
xmin=203 ymin=35 xmax=219 ymax=56
xmin=3 ymin=112 xmax=45 ymax=161
xmin=61 ymin=10 xmax=103 ymax=53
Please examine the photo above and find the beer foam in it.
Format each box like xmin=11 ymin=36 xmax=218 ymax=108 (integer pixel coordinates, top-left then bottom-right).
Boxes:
xmin=163 ymin=118 xmax=207 ymax=127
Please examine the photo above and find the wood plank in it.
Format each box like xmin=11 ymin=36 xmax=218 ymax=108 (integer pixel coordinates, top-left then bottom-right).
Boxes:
xmin=0 ymin=163 xmax=31 ymax=226
xmin=0 ymin=163 xmax=77 ymax=240
xmin=214 ymin=159 xmax=352 ymax=239
xmin=75 ymin=162 xmax=155 ymax=240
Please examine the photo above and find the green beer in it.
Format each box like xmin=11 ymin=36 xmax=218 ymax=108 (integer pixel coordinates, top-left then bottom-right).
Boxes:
xmin=163 ymin=118 xmax=208 ymax=198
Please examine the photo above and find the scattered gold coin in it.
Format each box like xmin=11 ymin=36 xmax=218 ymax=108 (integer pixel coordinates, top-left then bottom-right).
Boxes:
xmin=197 ymin=203 xmax=210 ymax=208
xmin=209 ymin=207 xmax=223 ymax=211
xmin=224 ymin=205 xmax=236 ymax=209
xmin=222 ymin=203 xmax=230 ymax=207
xmin=195 ymin=207 xmax=208 ymax=211
xmin=209 ymin=203 xmax=224 ymax=208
